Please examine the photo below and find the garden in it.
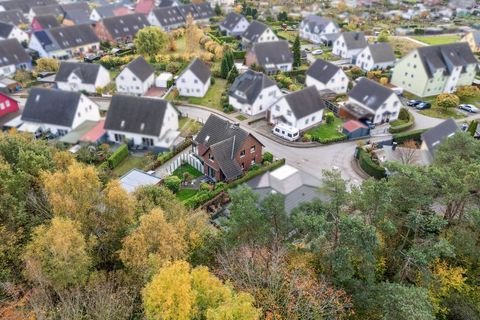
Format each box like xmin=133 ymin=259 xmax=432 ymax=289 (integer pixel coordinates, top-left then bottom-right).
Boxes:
xmin=304 ymin=113 xmax=347 ymax=144
xmin=411 ymin=34 xmax=461 ymax=45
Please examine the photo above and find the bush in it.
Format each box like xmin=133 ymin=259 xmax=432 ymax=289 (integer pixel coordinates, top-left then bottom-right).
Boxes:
xmin=164 ymin=176 xmax=181 ymax=193
xmin=357 ymin=148 xmax=386 ymax=179
xmin=436 ymin=93 xmax=459 ymax=110
xmin=107 ymin=144 xmax=129 ymax=169
xmin=314 ymin=135 xmax=347 ymax=144
xmin=325 ymin=112 xmax=335 ymax=124
xmin=262 ymin=152 xmax=273 ymax=163
xmin=455 ymin=85 xmax=480 ymax=99
xmin=389 ymin=108 xmax=415 ymax=133
xmin=393 ymin=129 xmax=427 ymax=144
xmin=199 ymin=182 xmax=211 ymax=191
xmin=166 ymin=61 xmax=182 ymax=74
xmin=143 ymin=139 xmax=193 ymax=171
xmin=232 ymin=51 xmax=246 ymax=60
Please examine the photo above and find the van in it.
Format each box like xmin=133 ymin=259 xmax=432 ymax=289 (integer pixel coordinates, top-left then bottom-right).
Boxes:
xmin=272 ymin=123 xmax=300 ymax=141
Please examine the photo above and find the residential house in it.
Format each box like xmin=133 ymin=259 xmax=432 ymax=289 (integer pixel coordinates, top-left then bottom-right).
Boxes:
xmin=61 ymin=2 xmax=92 ymax=26
xmin=90 ymin=4 xmax=132 ymax=22
xmin=246 ymin=40 xmax=293 ymax=75
xmin=55 ymin=62 xmax=111 ymax=93
xmin=241 ymin=21 xmax=278 ymax=47
xmin=269 ymin=86 xmax=326 ymax=131
xmin=207 ymin=0 xmax=235 ymax=6
xmin=0 ymin=22 xmax=29 ymax=44
xmin=0 ymin=39 xmax=32 ymax=77
xmin=332 ymin=32 xmax=368 ymax=60
xmin=94 ymin=13 xmax=150 ymax=43
xmin=0 ymin=0 xmax=57 ymax=14
xmin=29 ymin=24 xmax=100 ymax=59
xmin=343 ymin=78 xmax=401 ymax=124
xmin=299 ymin=15 xmax=339 ymax=45
xmin=355 ymin=43 xmax=396 ymax=71
xmin=148 ymin=6 xmax=185 ymax=31
xmin=390 ymin=43 xmax=478 ymax=97
xmin=342 ymin=120 xmax=369 ymax=139
xmin=193 ymin=114 xmax=264 ymax=181
xmin=120 ymin=169 xmax=161 ymax=193
xmin=228 ymin=70 xmax=281 ymax=116
xmin=176 ymin=58 xmax=211 ymax=98
xmin=20 ymin=88 xmax=100 ymax=135
xmin=116 ymin=56 xmax=155 ymax=96
xmin=184 ymin=3 xmax=215 ymax=23
xmin=158 ymin=0 xmax=180 ymax=7
xmin=0 ymin=10 xmax=29 ymax=26
xmin=104 ymin=94 xmax=180 ymax=151
xmin=461 ymin=31 xmax=480 ymax=53
xmin=421 ymin=118 xmax=460 ymax=161
xmin=135 ymin=0 xmax=155 ymax=15
xmin=219 ymin=12 xmax=249 ymax=36
xmin=28 ymin=5 xmax=65 ymax=22
xmin=31 ymin=15 xmax=61 ymax=32
xmin=305 ymin=59 xmax=349 ymax=94
xmin=0 ymin=92 xmax=19 ymax=119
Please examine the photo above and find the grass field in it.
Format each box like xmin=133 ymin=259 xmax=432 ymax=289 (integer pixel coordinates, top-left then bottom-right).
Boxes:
xmin=411 ymin=34 xmax=461 ymax=45
xmin=172 ymin=163 xmax=203 ymax=179
xmin=419 ymin=107 xmax=465 ymax=119
xmin=185 ymin=78 xmax=227 ymax=111
xmin=176 ymin=189 xmax=198 ymax=201
xmin=306 ymin=117 xmax=345 ymax=140
xmin=113 ymin=155 xmax=147 ymax=177
xmin=179 ymin=117 xmax=203 ymax=137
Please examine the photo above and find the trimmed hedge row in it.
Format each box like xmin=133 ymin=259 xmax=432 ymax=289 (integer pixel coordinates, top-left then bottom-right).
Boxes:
xmin=143 ymin=139 xmax=193 ymax=171
xmin=357 ymin=148 xmax=386 ymax=179
xmin=107 ymin=144 xmax=129 ymax=169
xmin=392 ymin=129 xmax=427 ymax=144
xmin=229 ymin=159 xmax=286 ymax=189
xmin=313 ymin=135 xmax=347 ymax=144
xmin=389 ymin=109 xmax=415 ymax=133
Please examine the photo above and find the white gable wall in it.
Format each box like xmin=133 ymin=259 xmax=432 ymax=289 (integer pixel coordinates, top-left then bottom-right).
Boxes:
xmin=269 ymin=96 xmax=324 ymax=131
xmin=355 ymin=46 xmax=395 ymax=71
xmin=177 ymin=69 xmax=210 ymax=97
xmin=349 ymin=93 xmax=401 ymax=124
xmin=305 ymin=69 xmax=348 ymax=94
xmin=257 ymin=28 xmax=278 ymax=43
xmin=116 ymin=67 xmax=154 ymax=96
xmin=333 ymin=35 xmax=365 ymax=60
xmin=229 ymin=85 xmax=281 ymax=116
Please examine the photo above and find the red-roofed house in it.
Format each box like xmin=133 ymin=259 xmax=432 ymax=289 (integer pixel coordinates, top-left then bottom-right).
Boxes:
xmin=342 ymin=120 xmax=369 ymax=139
xmin=0 ymin=93 xmax=19 ymax=119
xmin=135 ymin=0 xmax=155 ymax=14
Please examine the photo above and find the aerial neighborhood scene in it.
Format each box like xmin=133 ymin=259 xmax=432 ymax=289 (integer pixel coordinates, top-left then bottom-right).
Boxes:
xmin=1 ymin=0 xmax=480 ymax=319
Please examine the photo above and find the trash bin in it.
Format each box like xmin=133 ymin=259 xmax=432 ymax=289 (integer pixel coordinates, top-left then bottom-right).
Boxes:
xmin=392 ymin=142 xmax=398 ymax=151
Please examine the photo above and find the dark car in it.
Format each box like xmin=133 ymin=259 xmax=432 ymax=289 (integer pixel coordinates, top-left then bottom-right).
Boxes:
xmin=416 ymin=102 xmax=431 ymax=110
xmin=84 ymin=53 xmax=102 ymax=63
xmin=407 ymin=99 xmax=422 ymax=107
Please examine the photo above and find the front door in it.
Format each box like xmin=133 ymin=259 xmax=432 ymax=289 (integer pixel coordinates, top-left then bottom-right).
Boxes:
xmin=207 ymin=166 xmax=216 ymax=178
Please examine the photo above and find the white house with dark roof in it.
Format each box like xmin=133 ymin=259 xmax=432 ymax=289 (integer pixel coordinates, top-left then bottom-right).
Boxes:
xmin=116 ymin=56 xmax=155 ymax=96
xmin=332 ymin=32 xmax=368 ymax=60
xmin=148 ymin=6 xmax=185 ymax=30
xmin=305 ymin=59 xmax=348 ymax=94
xmin=269 ymin=86 xmax=325 ymax=131
xmin=219 ymin=12 xmax=249 ymax=36
xmin=421 ymin=118 xmax=460 ymax=161
xmin=299 ymin=15 xmax=339 ymax=45
xmin=0 ymin=38 xmax=32 ymax=77
xmin=0 ymin=21 xmax=28 ymax=44
xmin=241 ymin=21 xmax=278 ymax=47
xmin=344 ymin=78 xmax=401 ymax=124
xmin=462 ymin=31 xmax=480 ymax=53
xmin=0 ymin=10 xmax=28 ymax=26
xmin=228 ymin=70 xmax=281 ymax=116
xmin=246 ymin=40 xmax=293 ymax=75
xmin=55 ymin=62 xmax=111 ymax=93
xmin=176 ymin=58 xmax=211 ymax=98
xmin=19 ymin=88 xmax=100 ymax=135
xmin=355 ymin=43 xmax=396 ymax=71
xmin=104 ymin=94 xmax=180 ymax=150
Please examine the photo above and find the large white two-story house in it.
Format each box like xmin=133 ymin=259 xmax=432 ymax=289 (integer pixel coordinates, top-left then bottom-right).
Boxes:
xmin=305 ymin=59 xmax=349 ymax=94
xmin=219 ymin=12 xmax=249 ymax=36
xmin=241 ymin=21 xmax=278 ymax=48
xmin=332 ymin=31 xmax=368 ymax=61
xmin=116 ymin=57 xmax=155 ymax=96
xmin=246 ymin=40 xmax=293 ymax=75
xmin=355 ymin=43 xmax=396 ymax=71
xmin=55 ymin=62 xmax=111 ymax=93
xmin=299 ymin=15 xmax=339 ymax=45
xmin=176 ymin=58 xmax=211 ymax=98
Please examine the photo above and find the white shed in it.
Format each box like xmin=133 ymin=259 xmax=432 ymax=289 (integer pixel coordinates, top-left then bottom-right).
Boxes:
xmin=156 ymin=72 xmax=173 ymax=88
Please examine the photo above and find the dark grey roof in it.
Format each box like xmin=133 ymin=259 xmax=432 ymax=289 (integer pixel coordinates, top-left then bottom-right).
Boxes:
xmin=0 ymin=0 xmax=57 ymax=13
xmin=31 ymin=5 xmax=64 ymax=18
xmin=179 ymin=58 xmax=211 ymax=84
xmin=158 ymin=0 xmax=180 ymax=7
xmin=151 ymin=7 xmax=185 ymax=27
xmin=124 ymin=56 xmax=154 ymax=81
xmin=61 ymin=2 xmax=90 ymax=14
xmin=421 ymin=118 xmax=459 ymax=154
xmin=242 ymin=21 xmax=268 ymax=42
xmin=0 ymin=22 xmax=14 ymax=38
xmin=0 ymin=38 xmax=31 ymax=67
xmin=416 ymin=43 xmax=478 ymax=78
xmin=194 ymin=114 xmax=249 ymax=150
xmin=191 ymin=3 xmax=214 ymax=20
xmin=283 ymin=86 xmax=326 ymax=119
xmin=252 ymin=40 xmax=293 ymax=68
xmin=301 ymin=15 xmax=338 ymax=35
xmin=348 ymin=78 xmax=394 ymax=111
xmin=104 ymin=94 xmax=170 ymax=136
xmin=55 ymin=62 xmax=102 ymax=84
xmin=102 ymin=13 xmax=150 ymax=39
xmin=210 ymin=137 xmax=243 ymax=180
xmin=21 ymin=88 xmax=81 ymax=127
xmin=0 ymin=10 xmax=28 ymax=26
xmin=340 ymin=31 xmax=367 ymax=50
xmin=95 ymin=4 xmax=127 ymax=19
xmin=306 ymin=59 xmax=341 ymax=84
xmin=368 ymin=43 xmax=395 ymax=63
xmin=35 ymin=24 xmax=99 ymax=52
xmin=64 ymin=9 xmax=92 ymax=25
xmin=229 ymin=70 xmax=276 ymax=104
xmin=220 ymin=12 xmax=247 ymax=31
xmin=35 ymin=15 xmax=61 ymax=29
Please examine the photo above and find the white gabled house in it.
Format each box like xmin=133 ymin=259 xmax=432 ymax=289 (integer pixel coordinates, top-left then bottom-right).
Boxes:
xmin=228 ymin=70 xmax=281 ymax=116
xmin=269 ymin=86 xmax=326 ymax=131
xmin=55 ymin=62 xmax=111 ymax=93
xmin=0 ymin=39 xmax=32 ymax=77
xmin=19 ymin=88 xmax=100 ymax=135
xmin=104 ymin=94 xmax=180 ymax=151
xmin=0 ymin=22 xmax=29 ymax=44
xmin=176 ymin=58 xmax=211 ymax=98
xmin=219 ymin=12 xmax=249 ymax=36
xmin=332 ymin=32 xmax=368 ymax=60
xmin=241 ymin=21 xmax=278 ymax=47
xmin=116 ymin=56 xmax=155 ymax=96
xmin=299 ymin=15 xmax=339 ymax=45
xmin=246 ymin=40 xmax=293 ymax=75
xmin=305 ymin=59 xmax=348 ymax=94
xmin=355 ymin=43 xmax=396 ymax=71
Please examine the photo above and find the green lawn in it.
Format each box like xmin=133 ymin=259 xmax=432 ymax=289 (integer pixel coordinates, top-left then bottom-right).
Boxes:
xmin=179 ymin=117 xmax=203 ymax=137
xmin=419 ymin=107 xmax=465 ymax=119
xmin=236 ymin=114 xmax=248 ymax=121
xmin=411 ymin=35 xmax=461 ymax=45
xmin=306 ymin=117 xmax=345 ymax=140
xmin=185 ymin=78 xmax=227 ymax=111
xmin=276 ymin=30 xmax=298 ymax=43
xmin=389 ymin=119 xmax=408 ymax=127
xmin=176 ymin=188 xmax=198 ymax=201
xmin=172 ymin=163 xmax=203 ymax=179
xmin=113 ymin=155 xmax=147 ymax=177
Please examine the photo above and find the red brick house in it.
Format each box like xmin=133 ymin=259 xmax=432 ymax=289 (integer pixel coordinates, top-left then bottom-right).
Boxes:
xmin=193 ymin=115 xmax=264 ymax=181
xmin=94 ymin=13 xmax=150 ymax=43
xmin=0 ymin=92 xmax=19 ymax=118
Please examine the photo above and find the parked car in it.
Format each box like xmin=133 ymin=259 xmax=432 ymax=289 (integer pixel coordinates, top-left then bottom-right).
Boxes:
xmin=84 ymin=53 xmax=102 ymax=63
xmin=416 ymin=102 xmax=431 ymax=110
xmin=407 ymin=99 xmax=422 ymax=107
xmin=458 ymin=104 xmax=479 ymax=113
xmin=312 ymin=49 xmax=324 ymax=55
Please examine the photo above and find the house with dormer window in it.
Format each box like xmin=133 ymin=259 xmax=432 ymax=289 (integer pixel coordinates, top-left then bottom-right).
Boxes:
xmin=299 ymin=15 xmax=339 ymax=45
xmin=94 ymin=13 xmax=150 ymax=43
xmin=55 ymin=62 xmax=111 ymax=94
xmin=245 ymin=40 xmax=293 ymax=75
xmin=332 ymin=32 xmax=368 ymax=61
xmin=116 ymin=56 xmax=155 ymax=96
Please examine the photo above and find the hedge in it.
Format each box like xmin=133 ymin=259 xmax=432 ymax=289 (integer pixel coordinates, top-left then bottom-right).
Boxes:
xmin=143 ymin=139 xmax=193 ymax=171
xmin=232 ymin=51 xmax=246 ymax=60
xmin=107 ymin=144 xmax=129 ymax=169
xmin=207 ymin=32 xmax=224 ymax=45
xmin=357 ymin=148 xmax=386 ymax=179
xmin=389 ymin=109 xmax=415 ymax=133
xmin=393 ymin=129 xmax=427 ymax=144
xmin=313 ymin=135 xmax=347 ymax=144
xmin=228 ymin=159 xmax=286 ymax=189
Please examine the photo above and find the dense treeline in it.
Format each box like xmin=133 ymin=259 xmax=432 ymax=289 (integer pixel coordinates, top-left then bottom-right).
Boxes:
xmin=0 ymin=131 xmax=479 ymax=319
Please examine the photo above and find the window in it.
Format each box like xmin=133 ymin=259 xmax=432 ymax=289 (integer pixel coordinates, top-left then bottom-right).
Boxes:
xmin=312 ymin=116 xmax=316 ymax=121
xmin=57 ymin=129 xmax=67 ymax=136
xmin=240 ymin=150 xmax=245 ymax=157
xmin=78 ymin=112 xmax=81 ymax=117
xmin=259 ymin=94 xmax=263 ymax=99
xmin=114 ymin=134 xmax=125 ymax=142
xmin=393 ymin=101 xmax=399 ymax=107
xmin=287 ymin=110 xmax=292 ymax=116
xmin=194 ymin=79 xmax=198 ymax=84
xmin=142 ymin=137 xmax=154 ymax=147
xmin=305 ymin=118 xmax=309 ymax=125
xmin=209 ymin=153 xmax=214 ymax=161
xmin=251 ymin=159 xmax=255 ymax=165
xmin=182 ymin=78 xmax=186 ymax=83
xmin=250 ymin=145 xmax=255 ymax=153
xmin=132 ymin=77 xmax=137 ymax=81
xmin=0 ymin=103 xmax=4 ymax=110
xmin=275 ymin=105 xmax=280 ymax=111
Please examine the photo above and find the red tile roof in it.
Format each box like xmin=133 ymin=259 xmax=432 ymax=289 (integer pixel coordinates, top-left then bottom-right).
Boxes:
xmin=135 ymin=0 xmax=154 ymax=14
xmin=343 ymin=120 xmax=367 ymax=132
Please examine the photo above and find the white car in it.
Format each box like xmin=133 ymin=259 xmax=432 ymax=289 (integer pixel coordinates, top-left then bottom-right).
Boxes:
xmin=312 ymin=49 xmax=323 ymax=55
xmin=459 ymin=104 xmax=479 ymax=113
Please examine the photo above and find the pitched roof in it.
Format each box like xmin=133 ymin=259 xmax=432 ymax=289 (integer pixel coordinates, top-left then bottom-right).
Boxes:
xmin=123 ymin=56 xmax=154 ymax=81
xmin=101 ymin=13 xmax=149 ymax=39
xmin=348 ymin=78 xmax=394 ymax=111
xmin=343 ymin=119 xmax=367 ymax=132
xmin=33 ymin=25 xmax=99 ymax=52
xmin=252 ymin=40 xmax=293 ymax=68
xmin=306 ymin=59 xmax=341 ymax=84
xmin=283 ymin=86 xmax=326 ymax=119
xmin=0 ymin=10 xmax=28 ymax=25
xmin=158 ymin=0 xmax=180 ymax=7
xmin=229 ymin=70 xmax=276 ymax=104
xmin=415 ymin=43 xmax=478 ymax=78
xmin=191 ymin=2 xmax=214 ymax=20
xmin=135 ymin=0 xmax=155 ymax=14
xmin=242 ymin=21 xmax=269 ymax=42
xmin=179 ymin=58 xmax=211 ymax=84
xmin=0 ymin=22 xmax=14 ymax=38
xmin=95 ymin=4 xmax=130 ymax=19
xmin=34 ymin=15 xmax=61 ymax=29
xmin=367 ymin=42 xmax=395 ymax=63
xmin=0 ymin=0 xmax=57 ymax=13
xmin=209 ymin=137 xmax=243 ymax=180
xmin=104 ymin=94 xmax=171 ymax=136
xmin=340 ymin=31 xmax=367 ymax=50
xmin=0 ymin=38 xmax=31 ymax=67
xmin=21 ymin=88 xmax=81 ymax=127
xmin=120 ymin=169 xmax=161 ymax=193
xmin=31 ymin=4 xmax=64 ymax=18
xmin=220 ymin=12 xmax=247 ymax=31
xmin=421 ymin=118 xmax=459 ymax=154
xmin=150 ymin=7 xmax=185 ymax=27
xmin=64 ymin=9 xmax=92 ymax=25
xmin=55 ymin=62 xmax=103 ymax=84
xmin=302 ymin=15 xmax=337 ymax=34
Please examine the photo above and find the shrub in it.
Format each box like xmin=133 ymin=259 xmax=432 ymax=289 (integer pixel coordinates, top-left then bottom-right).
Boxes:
xmin=325 ymin=112 xmax=335 ymax=124
xmin=164 ymin=176 xmax=181 ymax=193
xmin=315 ymin=135 xmax=347 ymax=144
xmin=107 ymin=144 xmax=129 ymax=169
xmin=232 ymin=51 xmax=246 ymax=60
xmin=166 ymin=61 xmax=182 ymax=74
xmin=455 ymin=85 xmax=480 ymax=99
xmin=398 ymin=108 xmax=410 ymax=121
xmin=357 ymin=148 xmax=386 ymax=179
xmin=389 ymin=108 xmax=415 ymax=133
xmin=143 ymin=139 xmax=193 ymax=171
xmin=199 ymin=182 xmax=211 ymax=191
xmin=262 ymin=152 xmax=273 ymax=163
xmin=393 ymin=129 xmax=427 ymax=144
xmin=210 ymin=77 xmax=215 ymax=85
xmin=436 ymin=93 xmax=459 ymax=110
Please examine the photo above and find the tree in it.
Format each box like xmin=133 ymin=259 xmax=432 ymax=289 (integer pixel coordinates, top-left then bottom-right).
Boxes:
xmin=277 ymin=11 xmax=288 ymax=21
xmin=397 ymin=140 xmax=418 ymax=165
xmin=227 ymin=64 xmax=239 ymax=83
xmin=379 ymin=283 xmax=435 ymax=320
xmin=35 ymin=58 xmax=59 ymax=72
xmin=214 ymin=2 xmax=222 ymax=15
xmin=325 ymin=112 xmax=335 ymax=124
xmin=220 ymin=55 xmax=230 ymax=79
xmin=377 ymin=30 xmax=389 ymax=42
xmin=134 ymin=26 xmax=169 ymax=56
xmin=436 ymin=93 xmax=459 ymax=110
xmin=185 ymin=14 xmax=202 ymax=54
xmin=467 ymin=120 xmax=478 ymax=137
xmin=455 ymin=85 xmax=480 ymax=99
xmin=23 ymin=217 xmax=91 ymax=290
xmin=292 ymin=35 xmax=301 ymax=67
xmin=164 ymin=175 xmax=181 ymax=193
